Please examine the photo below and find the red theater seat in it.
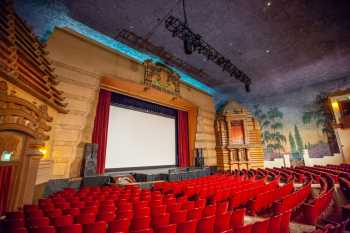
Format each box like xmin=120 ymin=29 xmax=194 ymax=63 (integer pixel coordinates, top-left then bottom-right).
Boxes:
xmin=130 ymin=216 xmax=151 ymax=231
xmin=151 ymin=213 xmax=170 ymax=227
xmin=74 ymin=213 xmax=96 ymax=224
xmin=216 ymin=201 xmax=229 ymax=215
xmin=51 ymin=215 xmax=74 ymax=226
xmin=230 ymin=208 xmax=245 ymax=229
xmin=7 ymin=227 xmax=28 ymax=233
xmin=268 ymin=214 xmax=282 ymax=233
xmin=280 ymin=210 xmax=292 ymax=233
xmin=27 ymin=217 xmax=50 ymax=227
xmin=131 ymin=229 xmax=154 ymax=233
xmin=177 ymin=219 xmax=198 ymax=233
xmin=97 ymin=212 xmax=116 ymax=222
xmin=56 ymin=224 xmax=83 ymax=233
xmin=202 ymin=205 xmax=217 ymax=217
xmin=63 ymin=208 xmax=80 ymax=217
xmin=6 ymin=211 xmax=25 ymax=219
xmin=214 ymin=212 xmax=231 ymax=233
xmin=236 ymin=224 xmax=253 ymax=233
xmin=197 ymin=216 xmax=215 ymax=233
xmin=156 ymin=224 xmax=177 ymax=233
xmin=187 ymin=208 xmax=203 ymax=220
xmin=83 ymin=221 xmax=107 ymax=233
xmin=170 ymin=210 xmax=187 ymax=224
xmin=251 ymin=219 xmax=269 ymax=233
xmin=30 ymin=226 xmax=56 ymax=233
xmin=108 ymin=218 xmax=131 ymax=232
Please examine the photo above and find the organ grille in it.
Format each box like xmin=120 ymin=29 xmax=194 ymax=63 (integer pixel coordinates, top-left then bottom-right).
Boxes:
xmin=0 ymin=1 xmax=67 ymax=113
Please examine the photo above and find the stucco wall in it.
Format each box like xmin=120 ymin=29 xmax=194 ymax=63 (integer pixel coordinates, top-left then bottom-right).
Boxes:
xmin=44 ymin=28 xmax=216 ymax=179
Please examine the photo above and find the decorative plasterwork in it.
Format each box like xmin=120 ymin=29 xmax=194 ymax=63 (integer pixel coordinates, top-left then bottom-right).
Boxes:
xmin=144 ymin=60 xmax=180 ymax=97
xmin=0 ymin=81 xmax=52 ymax=140
xmin=0 ymin=1 xmax=67 ymax=113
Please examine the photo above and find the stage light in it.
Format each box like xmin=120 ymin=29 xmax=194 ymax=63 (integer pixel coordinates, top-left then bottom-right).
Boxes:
xmin=183 ymin=35 xmax=193 ymax=54
xmin=164 ymin=15 xmax=252 ymax=91
xmin=245 ymin=83 xmax=251 ymax=93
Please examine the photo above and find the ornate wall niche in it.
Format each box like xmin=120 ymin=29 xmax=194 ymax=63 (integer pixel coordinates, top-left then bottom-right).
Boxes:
xmin=215 ymin=101 xmax=264 ymax=170
xmin=0 ymin=80 xmax=53 ymax=211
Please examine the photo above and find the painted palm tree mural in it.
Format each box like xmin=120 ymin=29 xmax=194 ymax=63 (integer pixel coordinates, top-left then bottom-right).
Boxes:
xmin=253 ymin=105 xmax=286 ymax=160
xmin=302 ymin=93 xmax=339 ymax=157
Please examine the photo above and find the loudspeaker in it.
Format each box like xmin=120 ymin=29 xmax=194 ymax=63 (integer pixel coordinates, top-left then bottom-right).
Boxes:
xmin=195 ymin=148 xmax=205 ymax=168
xmin=82 ymin=143 xmax=98 ymax=177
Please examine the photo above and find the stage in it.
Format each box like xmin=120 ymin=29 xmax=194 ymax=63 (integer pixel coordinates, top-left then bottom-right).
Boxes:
xmin=105 ymin=167 xmax=176 ymax=176
xmin=105 ymin=166 xmax=212 ymax=182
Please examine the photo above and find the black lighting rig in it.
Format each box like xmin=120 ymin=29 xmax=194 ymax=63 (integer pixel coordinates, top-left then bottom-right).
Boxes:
xmin=164 ymin=15 xmax=252 ymax=92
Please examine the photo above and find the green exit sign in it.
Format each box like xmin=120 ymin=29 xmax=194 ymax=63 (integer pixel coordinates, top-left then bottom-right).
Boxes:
xmin=347 ymin=96 xmax=350 ymax=100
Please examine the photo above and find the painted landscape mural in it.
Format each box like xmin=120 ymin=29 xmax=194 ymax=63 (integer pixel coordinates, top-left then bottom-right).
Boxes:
xmin=244 ymin=77 xmax=350 ymax=162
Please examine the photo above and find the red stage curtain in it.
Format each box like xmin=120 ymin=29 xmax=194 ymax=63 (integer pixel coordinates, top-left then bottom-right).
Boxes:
xmin=92 ymin=89 xmax=111 ymax=174
xmin=177 ymin=110 xmax=190 ymax=167
xmin=0 ymin=166 xmax=14 ymax=215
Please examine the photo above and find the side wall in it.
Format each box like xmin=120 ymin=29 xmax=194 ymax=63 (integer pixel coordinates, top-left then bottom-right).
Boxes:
xmin=42 ymin=28 xmax=216 ymax=180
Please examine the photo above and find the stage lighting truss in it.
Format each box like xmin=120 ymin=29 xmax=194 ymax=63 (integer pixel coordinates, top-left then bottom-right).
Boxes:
xmin=165 ymin=16 xmax=252 ymax=91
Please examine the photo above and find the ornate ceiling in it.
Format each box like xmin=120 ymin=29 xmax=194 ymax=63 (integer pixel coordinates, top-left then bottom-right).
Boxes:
xmin=15 ymin=0 xmax=350 ymax=103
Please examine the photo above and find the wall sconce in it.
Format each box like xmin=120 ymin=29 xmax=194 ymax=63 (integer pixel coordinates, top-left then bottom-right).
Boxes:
xmin=39 ymin=146 xmax=48 ymax=159
xmin=331 ymin=101 xmax=339 ymax=112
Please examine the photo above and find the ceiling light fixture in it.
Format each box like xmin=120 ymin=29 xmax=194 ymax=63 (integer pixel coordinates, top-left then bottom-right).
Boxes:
xmin=165 ymin=15 xmax=252 ymax=92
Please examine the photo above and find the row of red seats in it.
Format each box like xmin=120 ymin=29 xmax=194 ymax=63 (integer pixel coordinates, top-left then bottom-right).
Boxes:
xmin=296 ymin=167 xmax=338 ymax=183
xmin=272 ymin=166 xmax=336 ymax=225
xmin=3 ymin=205 xmax=293 ymax=233
xmin=273 ymin=181 xmax=311 ymax=214
xmin=302 ymin=174 xmax=335 ymax=225
xmin=2 ymin=206 xmax=246 ymax=233
xmin=339 ymin=176 xmax=350 ymax=201
xmin=228 ymin=177 xmax=281 ymax=210
xmin=248 ymin=182 xmax=294 ymax=215
xmin=265 ymin=168 xmax=293 ymax=183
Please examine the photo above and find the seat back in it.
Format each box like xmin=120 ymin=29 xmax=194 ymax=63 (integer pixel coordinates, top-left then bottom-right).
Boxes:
xmin=74 ymin=213 xmax=96 ymax=224
xmin=83 ymin=221 xmax=107 ymax=233
xmin=280 ymin=210 xmax=292 ymax=233
xmin=56 ymin=224 xmax=83 ymax=233
xmin=27 ymin=217 xmax=50 ymax=227
xmin=268 ymin=214 xmax=282 ymax=233
xmin=187 ymin=208 xmax=203 ymax=220
xmin=214 ymin=212 xmax=231 ymax=233
xmin=236 ymin=224 xmax=253 ymax=233
xmin=151 ymin=213 xmax=170 ymax=227
xmin=52 ymin=215 xmax=74 ymax=227
xmin=30 ymin=226 xmax=56 ymax=233
xmin=156 ymin=224 xmax=177 ymax=233
xmin=108 ymin=218 xmax=131 ymax=232
xmin=177 ymin=219 xmax=198 ymax=233
xmin=131 ymin=216 xmax=151 ymax=231
xmin=252 ymin=219 xmax=269 ymax=233
xmin=230 ymin=208 xmax=245 ymax=229
xmin=202 ymin=205 xmax=217 ymax=217
xmin=170 ymin=210 xmax=187 ymax=224
xmin=197 ymin=216 xmax=215 ymax=233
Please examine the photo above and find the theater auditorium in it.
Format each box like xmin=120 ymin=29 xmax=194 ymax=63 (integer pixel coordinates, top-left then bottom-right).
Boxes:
xmin=0 ymin=0 xmax=350 ymax=232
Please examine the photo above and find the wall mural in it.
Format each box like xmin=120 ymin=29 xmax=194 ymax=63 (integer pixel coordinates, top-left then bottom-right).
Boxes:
xmin=244 ymin=78 xmax=350 ymax=162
